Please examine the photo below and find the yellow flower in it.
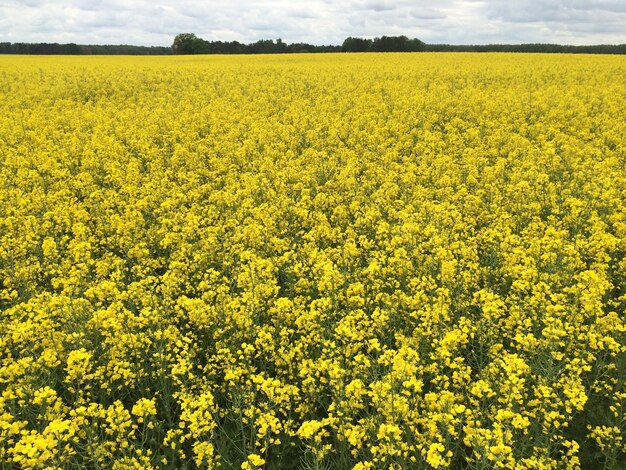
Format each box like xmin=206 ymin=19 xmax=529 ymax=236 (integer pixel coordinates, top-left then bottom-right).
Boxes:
xmin=298 ymin=420 xmax=324 ymax=440
xmin=241 ymin=453 xmax=265 ymax=469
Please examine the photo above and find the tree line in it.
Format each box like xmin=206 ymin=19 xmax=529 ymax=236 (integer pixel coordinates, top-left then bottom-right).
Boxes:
xmin=171 ymin=34 xmax=426 ymax=54
xmin=171 ymin=34 xmax=341 ymax=54
xmin=172 ymin=34 xmax=624 ymax=54
xmin=0 ymin=35 xmax=624 ymax=55
xmin=0 ymin=42 xmax=172 ymax=55
xmin=425 ymin=43 xmax=626 ymax=54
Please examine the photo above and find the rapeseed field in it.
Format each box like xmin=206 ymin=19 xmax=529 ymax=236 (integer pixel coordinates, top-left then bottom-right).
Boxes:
xmin=0 ymin=53 xmax=624 ymax=469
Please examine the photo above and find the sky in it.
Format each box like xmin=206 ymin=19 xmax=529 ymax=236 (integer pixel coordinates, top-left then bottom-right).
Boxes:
xmin=0 ymin=0 xmax=625 ymax=47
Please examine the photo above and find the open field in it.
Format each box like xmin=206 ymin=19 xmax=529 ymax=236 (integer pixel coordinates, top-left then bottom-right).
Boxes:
xmin=0 ymin=53 xmax=625 ymax=469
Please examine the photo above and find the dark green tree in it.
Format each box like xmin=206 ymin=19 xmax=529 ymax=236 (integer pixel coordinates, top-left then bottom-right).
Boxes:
xmin=371 ymin=35 xmax=425 ymax=52
xmin=172 ymin=33 xmax=205 ymax=54
xmin=342 ymin=37 xmax=372 ymax=52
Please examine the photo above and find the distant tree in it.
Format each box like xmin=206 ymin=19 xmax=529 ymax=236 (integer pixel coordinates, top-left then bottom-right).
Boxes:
xmin=66 ymin=43 xmax=83 ymax=54
xmin=342 ymin=36 xmax=425 ymax=52
xmin=408 ymin=38 xmax=426 ymax=51
xmin=286 ymin=42 xmax=314 ymax=53
xmin=172 ymin=33 xmax=206 ymax=54
xmin=1 ymin=34 xmax=622 ymax=56
xmin=372 ymin=35 xmax=400 ymax=52
xmin=371 ymin=35 xmax=425 ymax=52
xmin=275 ymin=38 xmax=288 ymax=53
xmin=248 ymin=39 xmax=276 ymax=54
xmin=342 ymin=37 xmax=372 ymax=52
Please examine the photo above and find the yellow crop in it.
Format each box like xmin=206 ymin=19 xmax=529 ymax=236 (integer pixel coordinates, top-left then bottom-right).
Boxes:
xmin=0 ymin=53 xmax=625 ymax=469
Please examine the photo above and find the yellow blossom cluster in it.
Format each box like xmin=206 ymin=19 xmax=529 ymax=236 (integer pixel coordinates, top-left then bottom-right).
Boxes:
xmin=0 ymin=53 xmax=625 ymax=468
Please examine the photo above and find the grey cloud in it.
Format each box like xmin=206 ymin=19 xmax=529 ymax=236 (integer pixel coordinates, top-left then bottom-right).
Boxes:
xmin=0 ymin=0 xmax=624 ymax=46
xmin=289 ymin=12 xmax=318 ymax=19
xmin=409 ymin=8 xmax=447 ymax=20
xmin=362 ymin=1 xmax=396 ymax=12
xmin=568 ymin=0 xmax=626 ymax=13
xmin=482 ymin=0 xmax=626 ymax=23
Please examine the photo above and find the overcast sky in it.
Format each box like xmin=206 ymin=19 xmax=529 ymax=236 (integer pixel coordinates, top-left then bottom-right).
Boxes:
xmin=0 ymin=0 xmax=624 ymax=46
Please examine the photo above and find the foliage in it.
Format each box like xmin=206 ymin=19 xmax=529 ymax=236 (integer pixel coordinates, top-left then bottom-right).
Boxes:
xmin=342 ymin=36 xmax=425 ymax=52
xmin=424 ymin=43 xmax=626 ymax=54
xmin=1 ymin=37 xmax=624 ymax=56
xmin=0 ymin=42 xmax=172 ymax=55
xmin=0 ymin=53 xmax=625 ymax=469
xmin=170 ymin=35 xmax=341 ymax=54
xmin=172 ymin=34 xmax=208 ymax=55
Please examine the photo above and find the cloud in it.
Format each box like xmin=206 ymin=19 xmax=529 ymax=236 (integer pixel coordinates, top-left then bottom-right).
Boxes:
xmin=0 ymin=0 xmax=624 ymax=46
xmin=409 ymin=8 xmax=447 ymax=21
xmin=358 ymin=1 xmax=397 ymax=13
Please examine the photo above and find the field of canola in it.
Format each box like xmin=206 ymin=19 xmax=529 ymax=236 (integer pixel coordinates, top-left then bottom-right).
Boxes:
xmin=0 ymin=53 xmax=625 ymax=469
